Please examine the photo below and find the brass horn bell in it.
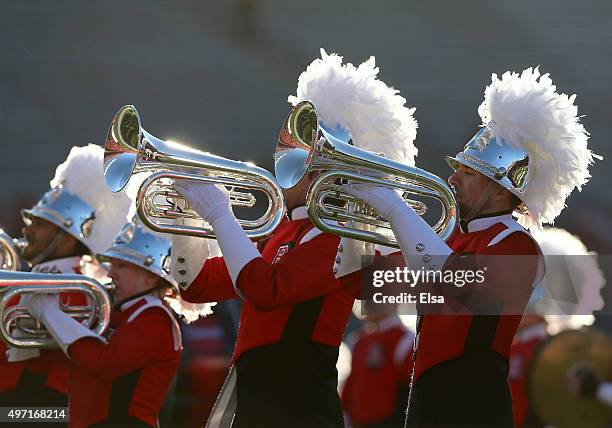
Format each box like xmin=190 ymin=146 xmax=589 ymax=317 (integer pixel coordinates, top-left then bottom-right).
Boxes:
xmin=104 ymin=105 xmax=286 ymax=240
xmin=274 ymin=101 xmax=457 ymax=247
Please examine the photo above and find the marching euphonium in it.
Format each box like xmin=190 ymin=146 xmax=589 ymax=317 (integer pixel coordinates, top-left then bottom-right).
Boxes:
xmin=104 ymin=105 xmax=286 ymax=240
xmin=274 ymin=101 xmax=457 ymax=247
xmin=0 ymin=271 xmax=112 ymax=348
xmin=0 ymin=229 xmax=26 ymax=271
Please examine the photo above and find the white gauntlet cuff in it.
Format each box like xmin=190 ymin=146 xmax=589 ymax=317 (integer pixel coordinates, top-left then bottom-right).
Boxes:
xmin=171 ymin=217 xmax=212 ymax=290
xmin=7 ymin=347 xmax=40 ymax=362
xmin=42 ymin=307 xmax=104 ymax=356
xmin=334 ymin=222 xmax=376 ymax=278
xmin=211 ymin=215 xmax=260 ymax=291
xmin=387 ymin=203 xmax=452 ymax=270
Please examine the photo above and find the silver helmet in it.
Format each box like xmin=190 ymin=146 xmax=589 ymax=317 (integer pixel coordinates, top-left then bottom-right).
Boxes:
xmin=446 ymin=126 xmax=530 ymax=215
xmin=100 ymin=220 xmax=177 ymax=289
xmin=451 ymin=68 xmax=596 ymax=230
xmin=22 ymin=186 xmax=96 ymax=248
xmin=22 ymin=145 xmax=132 ymax=255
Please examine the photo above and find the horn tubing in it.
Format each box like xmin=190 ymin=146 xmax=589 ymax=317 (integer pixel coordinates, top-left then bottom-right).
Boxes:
xmin=104 ymin=105 xmax=286 ymax=240
xmin=0 ymin=273 xmax=111 ymax=349
xmin=307 ymin=170 xmax=457 ymax=247
xmin=136 ymin=171 xmax=285 ymax=239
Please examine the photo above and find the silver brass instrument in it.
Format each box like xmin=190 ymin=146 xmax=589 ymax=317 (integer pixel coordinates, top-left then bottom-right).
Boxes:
xmin=0 ymin=229 xmax=26 ymax=271
xmin=275 ymin=101 xmax=457 ymax=247
xmin=104 ymin=105 xmax=286 ymax=239
xmin=0 ymin=271 xmax=112 ymax=348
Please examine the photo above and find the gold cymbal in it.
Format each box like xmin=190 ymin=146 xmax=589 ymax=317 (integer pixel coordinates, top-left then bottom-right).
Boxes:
xmin=529 ymin=328 xmax=612 ymax=428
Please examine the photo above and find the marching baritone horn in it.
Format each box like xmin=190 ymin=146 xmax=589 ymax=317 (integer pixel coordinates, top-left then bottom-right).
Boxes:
xmin=0 ymin=229 xmax=26 ymax=271
xmin=0 ymin=271 xmax=112 ymax=349
xmin=275 ymin=101 xmax=457 ymax=247
xmin=104 ymin=105 xmax=286 ymax=240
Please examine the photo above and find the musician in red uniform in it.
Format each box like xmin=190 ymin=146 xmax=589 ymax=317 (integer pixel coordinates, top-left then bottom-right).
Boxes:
xmin=509 ymin=227 xmax=605 ymax=428
xmin=341 ymin=299 xmax=414 ymax=428
xmin=170 ymin=49 xmax=419 ymax=427
xmin=0 ymin=145 xmax=130 ymax=419
xmin=508 ymin=315 xmax=549 ymax=428
xmin=23 ymin=219 xmax=183 ymax=428
xmin=343 ymin=68 xmax=597 ymax=427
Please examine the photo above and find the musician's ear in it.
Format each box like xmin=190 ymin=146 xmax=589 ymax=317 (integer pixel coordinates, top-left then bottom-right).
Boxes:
xmin=489 ymin=184 xmax=516 ymax=210
xmin=143 ymin=270 xmax=159 ymax=288
xmin=57 ymin=232 xmax=84 ymax=257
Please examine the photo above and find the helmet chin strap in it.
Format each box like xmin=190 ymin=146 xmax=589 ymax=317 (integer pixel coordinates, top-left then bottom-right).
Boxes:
xmin=29 ymin=231 xmax=65 ymax=267
xmin=461 ymin=181 xmax=497 ymax=225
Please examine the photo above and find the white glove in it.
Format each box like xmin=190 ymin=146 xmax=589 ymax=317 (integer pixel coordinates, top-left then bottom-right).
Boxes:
xmin=174 ymin=181 xmax=232 ymax=226
xmin=344 ymin=184 xmax=452 ymax=270
xmin=5 ymin=295 xmax=55 ymax=361
xmin=343 ymin=184 xmax=408 ymax=222
xmin=23 ymin=294 xmax=102 ymax=355
xmin=175 ymin=180 xmax=260 ymax=291
xmin=21 ymin=293 xmax=59 ymax=321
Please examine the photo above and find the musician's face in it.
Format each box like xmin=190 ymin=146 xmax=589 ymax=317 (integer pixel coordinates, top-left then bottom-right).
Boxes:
xmin=21 ymin=216 xmax=76 ymax=262
xmin=447 ymin=164 xmax=494 ymax=217
xmin=108 ymin=258 xmax=158 ymax=303
xmin=282 ymin=171 xmax=321 ymax=211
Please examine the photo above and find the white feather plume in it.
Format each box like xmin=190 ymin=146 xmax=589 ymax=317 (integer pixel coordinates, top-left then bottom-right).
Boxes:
xmin=165 ymin=297 xmax=217 ymax=323
xmin=531 ymin=227 xmax=605 ymax=333
xmin=288 ymin=48 xmax=418 ymax=165
xmin=50 ymin=144 xmax=132 ymax=253
xmin=477 ymin=67 xmax=598 ymax=230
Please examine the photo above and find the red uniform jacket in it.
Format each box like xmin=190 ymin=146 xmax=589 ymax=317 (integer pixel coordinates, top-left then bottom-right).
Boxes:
xmin=413 ymin=214 xmax=543 ymax=380
xmin=182 ymin=206 xmax=360 ymax=363
xmin=341 ymin=316 xmax=414 ymax=426
xmin=508 ymin=321 xmax=548 ymax=427
xmin=341 ymin=214 xmax=543 ymax=382
xmin=67 ymin=295 xmax=182 ymax=428
xmin=0 ymin=256 xmax=87 ymax=395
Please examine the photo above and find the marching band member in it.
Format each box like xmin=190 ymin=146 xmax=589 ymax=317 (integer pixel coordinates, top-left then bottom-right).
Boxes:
xmin=509 ymin=227 xmax=605 ymax=427
xmin=508 ymin=315 xmax=549 ymax=428
xmin=22 ymin=218 xmax=192 ymax=428
xmin=341 ymin=300 xmax=414 ymax=428
xmin=0 ymin=145 xmax=130 ymax=413
xmin=343 ymin=68 xmax=597 ymax=427
xmin=170 ymin=49 xmax=418 ymax=427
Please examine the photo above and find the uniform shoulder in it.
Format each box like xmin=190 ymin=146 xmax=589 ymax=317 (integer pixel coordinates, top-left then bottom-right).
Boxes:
xmin=486 ymin=221 xmax=539 ymax=255
xmin=299 ymin=224 xmax=341 ymax=246
xmin=126 ymin=297 xmax=182 ymax=350
xmin=127 ymin=297 xmax=175 ymax=325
